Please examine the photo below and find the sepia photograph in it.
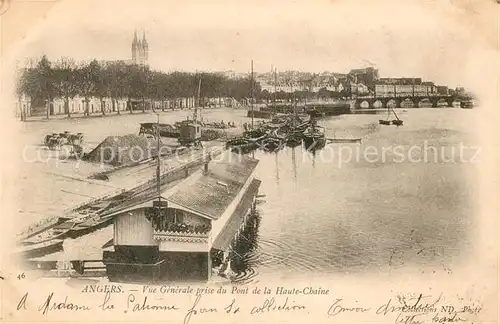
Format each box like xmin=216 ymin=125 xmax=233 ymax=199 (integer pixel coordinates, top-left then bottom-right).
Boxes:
xmin=0 ymin=0 xmax=498 ymax=323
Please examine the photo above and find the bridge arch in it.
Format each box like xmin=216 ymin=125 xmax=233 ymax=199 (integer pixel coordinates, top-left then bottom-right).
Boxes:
xmin=359 ymin=100 xmax=371 ymax=109
xmin=418 ymin=98 xmax=432 ymax=108
xmin=433 ymin=98 xmax=448 ymax=107
xmin=386 ymin=99 xmax=398 ymax=108
xmin=373 ymin=100 xmax=384 ymax=108
xmin=400 ymin=98 xmax=415 ymax=108
xmin=451 ymin=98 xmax=460 ymax=107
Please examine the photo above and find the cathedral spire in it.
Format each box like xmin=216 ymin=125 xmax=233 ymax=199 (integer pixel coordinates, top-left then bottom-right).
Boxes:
xmin=142 ymin=29 xmax=148 ymax=48
xmin=131 ymin=28 xmax=148 ymax=66
xmin=132 ymin=30 xmax=139 ymax=63
xmin=142 ymin=29 xmax=148 ymax=64
xmin=133 ymin=29 xmax=138 ymax=44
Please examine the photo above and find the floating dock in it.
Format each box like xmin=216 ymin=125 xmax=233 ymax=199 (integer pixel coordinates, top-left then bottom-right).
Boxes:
xmin=102 ymin=151 xmax=261 ymax=282
xmin=17 ymin=147 xmax=262 ymax=283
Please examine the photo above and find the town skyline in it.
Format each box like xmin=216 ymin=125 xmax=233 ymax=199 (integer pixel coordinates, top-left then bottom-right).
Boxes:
xmin=16 ymin=33 xmax=462 ymax=93
xmin=15 ymin=52 xmax=473 ymax=121
xmin=17 ymin=52 xmax=463 ymax=95
xmin=6 ymin=0 xmax=492 ymax=94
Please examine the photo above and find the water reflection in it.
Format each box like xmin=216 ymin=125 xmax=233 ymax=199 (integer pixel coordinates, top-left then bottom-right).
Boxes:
xmin=274 ymin=153 xmax=280 ymax=184
xmin=17 ymin=108 xmax=476 ymax=284
xmin=228 ymin=210 xmax=262 ymax=283
xmin=238 ymin=111 xmax=474 ymax=277
xmin=352 ymin=110 xmax=380 ymax=115
xmin=303 ymin=145 xmax=318 ymax=168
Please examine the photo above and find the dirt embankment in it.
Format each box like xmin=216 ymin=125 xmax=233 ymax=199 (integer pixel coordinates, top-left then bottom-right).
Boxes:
xmin=83 ymin=134 xmax=173 ymax=166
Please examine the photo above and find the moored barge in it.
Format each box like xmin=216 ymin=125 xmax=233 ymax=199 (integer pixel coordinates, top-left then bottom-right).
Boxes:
xmin=14 ymin=239 xmax=64 ymax=259
xmin=102 ymin=151 xmax=261 ymax=282
xmin=303 ymin=120 xmax=326 ymax=150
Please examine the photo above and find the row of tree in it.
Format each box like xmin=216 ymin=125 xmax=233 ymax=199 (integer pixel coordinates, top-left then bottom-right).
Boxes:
xmin=16 ymin=55 xmax=262 ymax=119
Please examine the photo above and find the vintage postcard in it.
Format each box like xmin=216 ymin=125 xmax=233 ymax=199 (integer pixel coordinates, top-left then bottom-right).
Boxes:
xmin=0 ymin=0 xmax=498 ymax=323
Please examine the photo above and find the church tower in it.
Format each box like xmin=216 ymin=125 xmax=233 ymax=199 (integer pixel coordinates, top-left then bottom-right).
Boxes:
xmin=142 ymin=30 xmax=149 ymax=64
xmin=131 ymin=29 xmax=148 ymax=66
xmin=131 ymin=30 xmax=139 ymax=64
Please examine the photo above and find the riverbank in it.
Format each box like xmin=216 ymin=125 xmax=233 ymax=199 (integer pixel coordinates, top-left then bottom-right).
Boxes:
xmin=11 ymin=107 xmax=479 ymax=281
xmin=22 ymin=106 xmax=235 ymax=123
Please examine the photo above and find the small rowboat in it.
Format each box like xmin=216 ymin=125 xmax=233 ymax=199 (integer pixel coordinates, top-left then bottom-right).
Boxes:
xmin=380 ymin=107 xmax=403 ymax=126
xmin=392 ymin=119 xmax=403 ymax=126
xmin=327 ymin=138 xmax=362 ymax=144
xmin=261 ymin=138 xmax=282 ymax=152
xmin=21 ymin=215 xmax=89 ymax=246
xmin=14 ymin=239 xmax=64 ymax=259
xmin=67 ymin=215 xmax=115 ymax=239
xmin=22 ymin=227 xmax=71 ymax=246
xmin=303 ymin=123 xmax=326 ymax=150
xmin=286 ymin=135 xmax=302 ymax=147
xmin=231 ymin=143 xmax=257 ymax=154
xmin=16 ymin=217 xmax=67 ymax=243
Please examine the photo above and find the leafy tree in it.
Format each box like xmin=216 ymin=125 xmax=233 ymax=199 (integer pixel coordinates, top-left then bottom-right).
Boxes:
xmin=38 ymin=56 xmax=56 ymax=118
xmin=103 ymin=62 xmax=127 ymax=115
xmin=18 ymin=55 xmax=56 ymax=118
xmin=124 ymin=64 xmax=149 ymax=112
xmin=92 ymin=60 xmax=109 ymax=115
xmin=16 ymin=56 xmax=273 ymax=118
xmin=53 ymin=57 xmax=78 ymax=118
xmin=16 ymin=68 xmax=37 ymax=121
xmin=77 ymin=60 xmax=100 ymax=116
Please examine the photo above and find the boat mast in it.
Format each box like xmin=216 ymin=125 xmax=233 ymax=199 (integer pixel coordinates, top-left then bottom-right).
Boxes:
xmin=270 ymin=64 xmax=273 ymax=108
xmin=274 ymin=67 xmax=277 ymax=116
xmin=290 ymin=78 xmax=295 ymax=125
xmin=391 ymin=106 xmax=400 ymax=121
xmin=294 ymin=86 xmax=297 ymax=126
xmin=156 ymin=113 xmax=161 ymax=205
xmin=304 ymin=80 xmax=308 ymax=114
xmin=250 ymin=59 xmax=254 ymax=129
xmin=193 ymin=77 xmax=202 ymax=123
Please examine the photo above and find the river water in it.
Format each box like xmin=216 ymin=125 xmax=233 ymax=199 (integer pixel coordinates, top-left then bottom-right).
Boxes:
xmin=13 ymin=108 xmax=479 ymax=283
xmin=231 ymin=108 xmax=478 ymax=282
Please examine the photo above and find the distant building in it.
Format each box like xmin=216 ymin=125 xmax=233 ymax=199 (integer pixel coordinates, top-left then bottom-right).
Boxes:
xmin=216 ymin=70 xmax=248 ymax=80
xmin=97 ymin=30 xmax=149 ymax=67
xmin=374 ymin=84 xmax=396 ymax=97
xmin=336 ymin=82 xmax=345 ymax=93
xmin=14 ymin=94 xmax=31 ymax=119
xmin=131 ymin=30 xmax=149 ymax=67
xmin=421 ymin=82 xmax=437 ymax=95
xmin=436 ymin=86 xmax=449 ymax=95
xmin=379 ymin=77 xmax=422 ymax=85
xmin=394 ymin=84 xmax=415 ymax=96
xmin=350 ymin=82 xmax=371 ymax=98
xmin=348 ymin=67 xmax=379 ymax=89
xmin=49 ymin=96 xmax=129 ymax=115
xmin=102 ymin=151 xmax=262 ymax=282
xmin=455 ymin=87 xmax=466 ymax=95
xmin=375 ymin=81 xmax=439 ymax=98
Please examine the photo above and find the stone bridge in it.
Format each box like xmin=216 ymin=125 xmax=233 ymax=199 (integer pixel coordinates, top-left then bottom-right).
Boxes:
xmin=353 ymin=95 xmax=458 ymax=109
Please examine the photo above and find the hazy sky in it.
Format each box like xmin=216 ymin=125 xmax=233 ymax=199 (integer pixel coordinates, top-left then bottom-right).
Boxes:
xmin=5 ymin=0 xmax=500 ymax=90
